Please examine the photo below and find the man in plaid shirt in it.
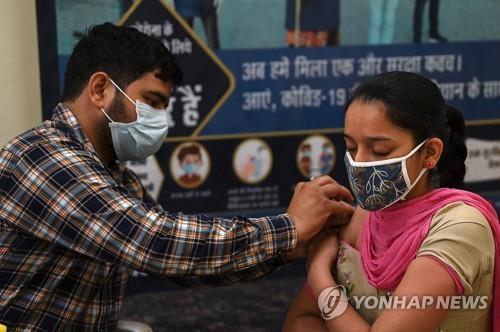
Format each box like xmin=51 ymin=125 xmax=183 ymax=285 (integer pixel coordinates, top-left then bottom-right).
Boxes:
xmin=0 ymin=23 xmax=354 ymax=330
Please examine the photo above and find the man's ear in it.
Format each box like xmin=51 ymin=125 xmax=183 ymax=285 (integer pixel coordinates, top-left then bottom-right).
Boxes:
xmin=87 ymin=72 xmax=114 ymax=109
xmin=423 ymin=137 xmax=444 ymax=169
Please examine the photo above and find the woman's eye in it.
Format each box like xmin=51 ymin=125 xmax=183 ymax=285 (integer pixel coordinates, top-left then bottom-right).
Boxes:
xmin=373 ymin=151 xmax=389 ymax=157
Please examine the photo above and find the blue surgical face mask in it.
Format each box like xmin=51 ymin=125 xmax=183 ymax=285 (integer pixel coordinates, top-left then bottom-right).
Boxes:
xmin=182 ymin=163 xmax=198 ymax=174
xmin=100 ymin=79 xmax=169 ymax=161
xmin=344 ymin=140 xmax=428 ymax=211
xmin=302 ymin=151 xmax=312 ymax=158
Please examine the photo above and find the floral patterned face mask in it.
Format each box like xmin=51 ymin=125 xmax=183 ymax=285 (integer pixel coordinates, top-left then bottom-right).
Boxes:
xmin=344 ymin=140 xmax=428 ymax=211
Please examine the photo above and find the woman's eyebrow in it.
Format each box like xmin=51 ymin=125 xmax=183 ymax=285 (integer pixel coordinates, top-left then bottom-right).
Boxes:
xmin=343 ymin=133 xmax=393 ymax=142
xmin=368 ymin=136 xmax=393 ymax=141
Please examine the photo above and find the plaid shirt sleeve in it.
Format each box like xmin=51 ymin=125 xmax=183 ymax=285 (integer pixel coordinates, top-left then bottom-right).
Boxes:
xmin=1 ymin=137 xmax=296 ymax=281
xmin=169 ymin=254 xmax=291 ymax=287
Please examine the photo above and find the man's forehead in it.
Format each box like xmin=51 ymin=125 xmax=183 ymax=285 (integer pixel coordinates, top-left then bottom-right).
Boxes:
xmin=130 ymin=72 xmax=173 ymax=94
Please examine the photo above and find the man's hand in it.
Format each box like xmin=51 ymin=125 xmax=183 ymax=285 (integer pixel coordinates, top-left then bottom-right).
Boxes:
xmin=287 ymin=176 xmax=354 ymax=245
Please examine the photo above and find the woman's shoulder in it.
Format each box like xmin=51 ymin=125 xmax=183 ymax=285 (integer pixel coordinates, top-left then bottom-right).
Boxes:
xmin=339 ymin=206 xmax=369 ymax=250
xmin=422 ymin=201 xmax=495 ymax=264
xmin=428 ymin=201 xmax=492 ymax=235
xmin=418 ymin=201 xmax=495 ymax=294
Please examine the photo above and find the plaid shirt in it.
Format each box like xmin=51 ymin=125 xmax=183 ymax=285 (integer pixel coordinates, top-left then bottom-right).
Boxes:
xmin=0 ymin=104 xmax=296 ymax=331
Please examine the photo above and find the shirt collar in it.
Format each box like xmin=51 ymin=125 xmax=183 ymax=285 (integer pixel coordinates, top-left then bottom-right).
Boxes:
xmin=51 ymin=102 xmax=98 ymax=158
xmin=51 ymin=103 xmax=125 ymax=172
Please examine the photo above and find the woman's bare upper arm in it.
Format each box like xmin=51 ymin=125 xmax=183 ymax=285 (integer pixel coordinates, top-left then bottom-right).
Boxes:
xmin=370 ymin=256 xmax=456 ymax=332
xmin=339 ymin=206 xmax=368 ymax=249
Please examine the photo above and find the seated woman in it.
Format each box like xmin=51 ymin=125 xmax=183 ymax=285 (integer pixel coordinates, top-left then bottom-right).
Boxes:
xmin=283 ymin=71 xmax=499 ymax=332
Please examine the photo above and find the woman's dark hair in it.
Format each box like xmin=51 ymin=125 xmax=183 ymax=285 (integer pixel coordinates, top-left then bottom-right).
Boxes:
xmin=62 ymin=22 xmax=183 ymax=102
xmin=346 ymin=71 xmax=467 ymax=189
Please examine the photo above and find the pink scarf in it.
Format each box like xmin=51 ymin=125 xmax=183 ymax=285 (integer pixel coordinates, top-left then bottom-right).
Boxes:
xmin=360 ymin=188 xmax=499 ymax=330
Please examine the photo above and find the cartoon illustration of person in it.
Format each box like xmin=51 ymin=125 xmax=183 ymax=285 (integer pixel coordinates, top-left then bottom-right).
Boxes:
xmin=177 ymin=144 xmax=203 ymax=187
xmin=413 ymin=0 xmax=448 ymax=43
xmin=173 ymin=0 xmax=221 ymax=49
xmin=252 ymin=146 xmax=265 ymax=179
xmin=368 ymin=0 xmax=401 ymax=44
xmin=285 ymin=0 xmax=341 ymax=47
xmin=234 ymin=139 xmax=272 ymax=185
xmin=240 ymin=145 xmax=266 ymax=182
xmin=298 ymin=144 xmax=312 ymax=178
xmin=241 ymin=156 xmax=256 ymax=181
xmin=319 ymin=142 xmax=334 ymax=175
xmin=297 ymin=135 xmax=336 ymax=179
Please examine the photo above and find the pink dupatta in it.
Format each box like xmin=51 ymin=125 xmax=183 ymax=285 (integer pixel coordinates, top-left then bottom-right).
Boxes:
xmin=361 ymin=188 xmax=500 ymax=330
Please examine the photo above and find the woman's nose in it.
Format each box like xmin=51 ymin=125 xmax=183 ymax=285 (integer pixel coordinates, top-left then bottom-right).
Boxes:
xmin=352 ymin=149 xmax=371 ymax=163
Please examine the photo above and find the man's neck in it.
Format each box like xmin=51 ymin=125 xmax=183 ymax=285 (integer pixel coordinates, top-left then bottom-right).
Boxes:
xmin=64 ymin=99 xmax=114 ymax=165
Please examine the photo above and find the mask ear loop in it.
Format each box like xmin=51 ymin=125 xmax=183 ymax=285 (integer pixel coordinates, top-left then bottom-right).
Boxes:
xmin=379 ymin=167 xmax=428 ymax=210
xmin=108 ymin=78 xmax=139 ymax=122
xmin=399 ymin=139 xmax=430 ymax=201
xmin=380 ymin=140 xmax=429 ymax=209
xmin=109 ymin=79 xmax=136 ymax=105
xmin=400 ymin=167 xmax=428 ymax=201
xmin=100 ymin=107 xmax=115 ymax=123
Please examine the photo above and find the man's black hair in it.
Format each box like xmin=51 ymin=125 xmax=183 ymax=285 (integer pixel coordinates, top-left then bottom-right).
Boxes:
xmin=61 ymin=22 xmax=183 ymax=102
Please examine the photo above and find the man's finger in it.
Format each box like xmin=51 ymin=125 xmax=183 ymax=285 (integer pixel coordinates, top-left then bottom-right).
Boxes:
xmin=294 ymin=181 xmax=306 ymax=192
xmin=325 ymin=199 xmax=356 ymax=217
xmin=324 ymin=214 xmax=351 ymax=228
xmin=320 ymin=183 xmax=354 ymax=202
xmin=312 ymin=175 xmax=336 ymax=186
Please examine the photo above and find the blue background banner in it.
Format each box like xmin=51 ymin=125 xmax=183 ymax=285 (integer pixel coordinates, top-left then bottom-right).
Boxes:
xmin=204 ymin=41 xmax=500 ymax=136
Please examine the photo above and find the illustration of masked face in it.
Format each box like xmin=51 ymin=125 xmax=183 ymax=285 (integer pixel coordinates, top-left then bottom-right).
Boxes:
xmin=253 ymin=146 xmax=267 ymax=177
xmin=301 ymin=146 xmax=312 ymax=158
xmin=181 ymin=154 xmax=202 ymax=175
